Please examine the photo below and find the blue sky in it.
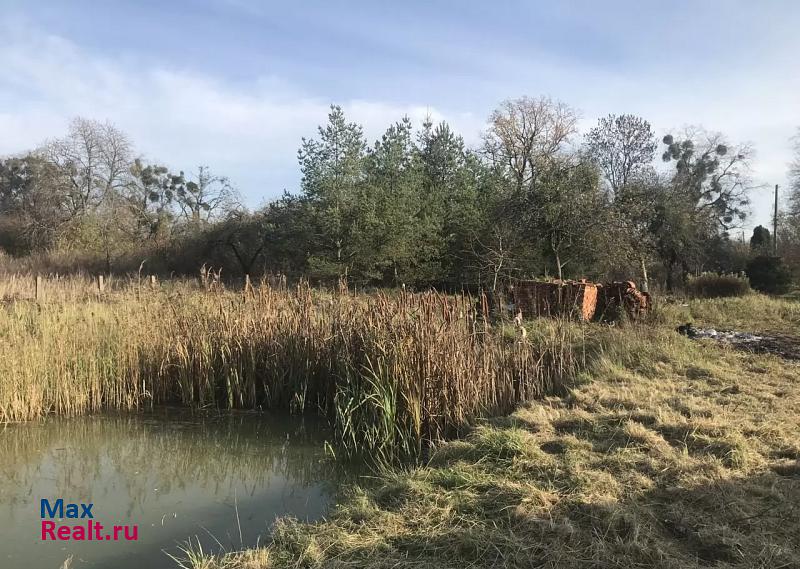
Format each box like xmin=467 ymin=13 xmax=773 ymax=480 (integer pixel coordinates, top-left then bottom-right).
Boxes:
xmin=2 ymin=0 xmax=799 ymax=232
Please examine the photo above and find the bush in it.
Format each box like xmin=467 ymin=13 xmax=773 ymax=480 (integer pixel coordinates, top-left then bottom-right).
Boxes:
xmin=685 ymin=272 xmax=751 ymax=298
xmin=746 ymin=256 xmax=793 ymax=295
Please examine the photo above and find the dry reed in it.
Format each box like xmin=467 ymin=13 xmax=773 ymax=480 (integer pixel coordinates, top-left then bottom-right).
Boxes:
xmin=0 ymin=275 xmax=581 ymax=459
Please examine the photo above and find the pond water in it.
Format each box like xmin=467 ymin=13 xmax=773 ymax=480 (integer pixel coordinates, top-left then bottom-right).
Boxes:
xmin=0 ymin=411 xmax=343 ymax=568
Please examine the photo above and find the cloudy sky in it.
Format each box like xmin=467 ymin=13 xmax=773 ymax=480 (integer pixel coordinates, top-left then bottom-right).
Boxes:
xmin=1 ymin=0 xmax=798 ymax=231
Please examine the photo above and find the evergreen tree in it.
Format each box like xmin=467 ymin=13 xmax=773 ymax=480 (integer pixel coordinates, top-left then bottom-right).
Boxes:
xmin=750 ymin=225 xmax=771 ymax=253
xmin=298 ymin=105 xmax=367 ymax=280
xmin=417 ymin=119 xmax=486 ymax=286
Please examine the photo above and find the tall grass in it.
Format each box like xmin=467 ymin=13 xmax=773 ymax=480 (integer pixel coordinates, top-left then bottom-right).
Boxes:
xmin=0 ymin=276 xmax=581 ymax=460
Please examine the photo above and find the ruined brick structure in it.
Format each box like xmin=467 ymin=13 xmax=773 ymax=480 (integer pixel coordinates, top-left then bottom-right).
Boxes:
xmin=511 ymin=279 xmax=650 ymax=322
xmin=595 ymin=280 xmax=651 ymax=321
xmin=510 ymin=279 xmax=599 ymax=321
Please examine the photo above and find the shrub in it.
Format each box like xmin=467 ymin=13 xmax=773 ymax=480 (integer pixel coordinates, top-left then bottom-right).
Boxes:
xmin=746 ymin=256 xmax=793 ymax=295
xmin=685 ymin=272 xmax=751 ymax=298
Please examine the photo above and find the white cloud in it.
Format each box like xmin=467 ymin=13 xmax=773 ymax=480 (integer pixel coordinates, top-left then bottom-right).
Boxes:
xmin=0 ymin=17 xmax=797 ymax=231
xmin=0 ymin=23 xmax=484 ymax=207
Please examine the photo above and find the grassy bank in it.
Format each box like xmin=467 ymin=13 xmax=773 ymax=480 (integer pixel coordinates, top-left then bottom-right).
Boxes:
xmin=185 ymin=295 xmax=800 ymax=569
xmin=0 ymin=275 xmax=577 ymax=460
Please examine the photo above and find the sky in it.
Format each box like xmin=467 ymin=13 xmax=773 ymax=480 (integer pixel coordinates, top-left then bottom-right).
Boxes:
xmin=1 ymin=0 xmax=799 ymax=232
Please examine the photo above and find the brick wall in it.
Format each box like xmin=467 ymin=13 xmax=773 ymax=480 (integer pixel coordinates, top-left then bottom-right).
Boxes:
xmin=511 ymin=280 xmax=599 ymax=321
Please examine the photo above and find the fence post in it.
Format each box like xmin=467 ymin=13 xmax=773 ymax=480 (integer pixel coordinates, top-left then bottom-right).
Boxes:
xmin=149 ymin=275 xmax=157 ymax=289
xmin=35 ymin=275 xmax=43 ymax=301
xmin=98 ymin=275 xmax=105 ymax=294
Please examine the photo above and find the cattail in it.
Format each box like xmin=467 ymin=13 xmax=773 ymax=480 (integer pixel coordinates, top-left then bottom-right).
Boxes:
xmin=0 ymin=274 xmax=578 ymax=461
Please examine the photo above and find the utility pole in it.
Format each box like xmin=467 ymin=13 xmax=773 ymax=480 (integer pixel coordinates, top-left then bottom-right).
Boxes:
xmin=773 ymin=184 xmax=779 ymax=255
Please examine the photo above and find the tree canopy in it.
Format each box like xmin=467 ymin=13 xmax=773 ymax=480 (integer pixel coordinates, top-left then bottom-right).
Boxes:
xmin=1 ymin=100 xmax=787 ymax=292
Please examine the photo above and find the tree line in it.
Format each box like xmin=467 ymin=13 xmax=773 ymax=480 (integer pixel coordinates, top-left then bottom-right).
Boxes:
xmin=1 ymin=97 xmax=798 ymax=291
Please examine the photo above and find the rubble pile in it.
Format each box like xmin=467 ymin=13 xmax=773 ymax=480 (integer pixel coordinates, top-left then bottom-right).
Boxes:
xmin=511 ymin=279 xmax=651 ymax=322
xmin=595 ymin=281 xmax=652 ymax=321
xmin=676 ymin=323 xmax=762 ymax=343
xmin=677 ymin=323 xmax=800 ymax=361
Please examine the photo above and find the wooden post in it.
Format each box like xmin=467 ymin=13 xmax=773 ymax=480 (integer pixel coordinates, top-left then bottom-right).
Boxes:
xmin=149 ymin=275 xmax=157 ymax=289
xmin=35 ymin=275 xmax=43 ymax=301
xmin=98 ymin=275 xmax=105 ymax=294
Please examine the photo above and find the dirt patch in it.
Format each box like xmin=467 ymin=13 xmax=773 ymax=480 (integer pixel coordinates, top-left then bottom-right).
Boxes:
xmin=540 ymin=440 xmax=567 ymax=455
xmin=659 ymin=516 xmax=739 ymax=565
xmin=678 ymin=324 xmax=800 ymax=361
xmin=740 ymin=331 xmax=800 ymax=361
xmin=771 ymin=461 xmax=800 ymax=477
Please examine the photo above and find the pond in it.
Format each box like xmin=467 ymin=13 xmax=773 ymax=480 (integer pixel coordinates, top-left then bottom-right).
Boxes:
xmin=0 ymin=411 xmax=343 ymax=568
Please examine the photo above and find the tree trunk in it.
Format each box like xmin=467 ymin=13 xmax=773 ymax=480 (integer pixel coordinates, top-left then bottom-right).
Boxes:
xmin=680 ymin=260 xmax=690 ymax=289
xmin=492 ymin=257 xmax=502 ymax=292
xmin=640 ymin=257 xmax=649 ymax=292
xmin=665 ymin=261 xmax=674 ymax=292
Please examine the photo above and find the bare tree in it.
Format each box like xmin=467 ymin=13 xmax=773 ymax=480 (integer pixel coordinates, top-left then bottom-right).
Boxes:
xmin=175 ymin=166 xmax=240 ymax=226
xmin=41 ymin=118 xmax=133 ymax=218
xmin=584 ymin=114 xmax=658 ymax=288
xmin=789 ymin=128 xmax=800 ymax=215
xmin=482 ymin=96 xmax=579 ymax=196
xmin=471 ymin=226 xmax=515 ymax=292
xmin=650 ymin=129 xmax=754 ymax=289
xmin=780 ymin=129 xmax=800 ymax=272
xmin=584 ymin=114 xmax=657 ymax=198
xmin=662 ymin=128 xmax=753 ymax=231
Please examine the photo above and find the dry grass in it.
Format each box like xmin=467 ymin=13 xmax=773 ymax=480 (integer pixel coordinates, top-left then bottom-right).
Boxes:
xmin=685 ymin=272 xmax=751 ymax=299
xmin=656 ymin=294 xmax=800 ymax=332
xmin=188 ymin=295 xmax=800 ymax=568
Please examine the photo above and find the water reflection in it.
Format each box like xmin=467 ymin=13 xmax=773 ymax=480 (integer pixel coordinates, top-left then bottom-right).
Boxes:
xmin=0 ymin=411 xmax=339 ymax=568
